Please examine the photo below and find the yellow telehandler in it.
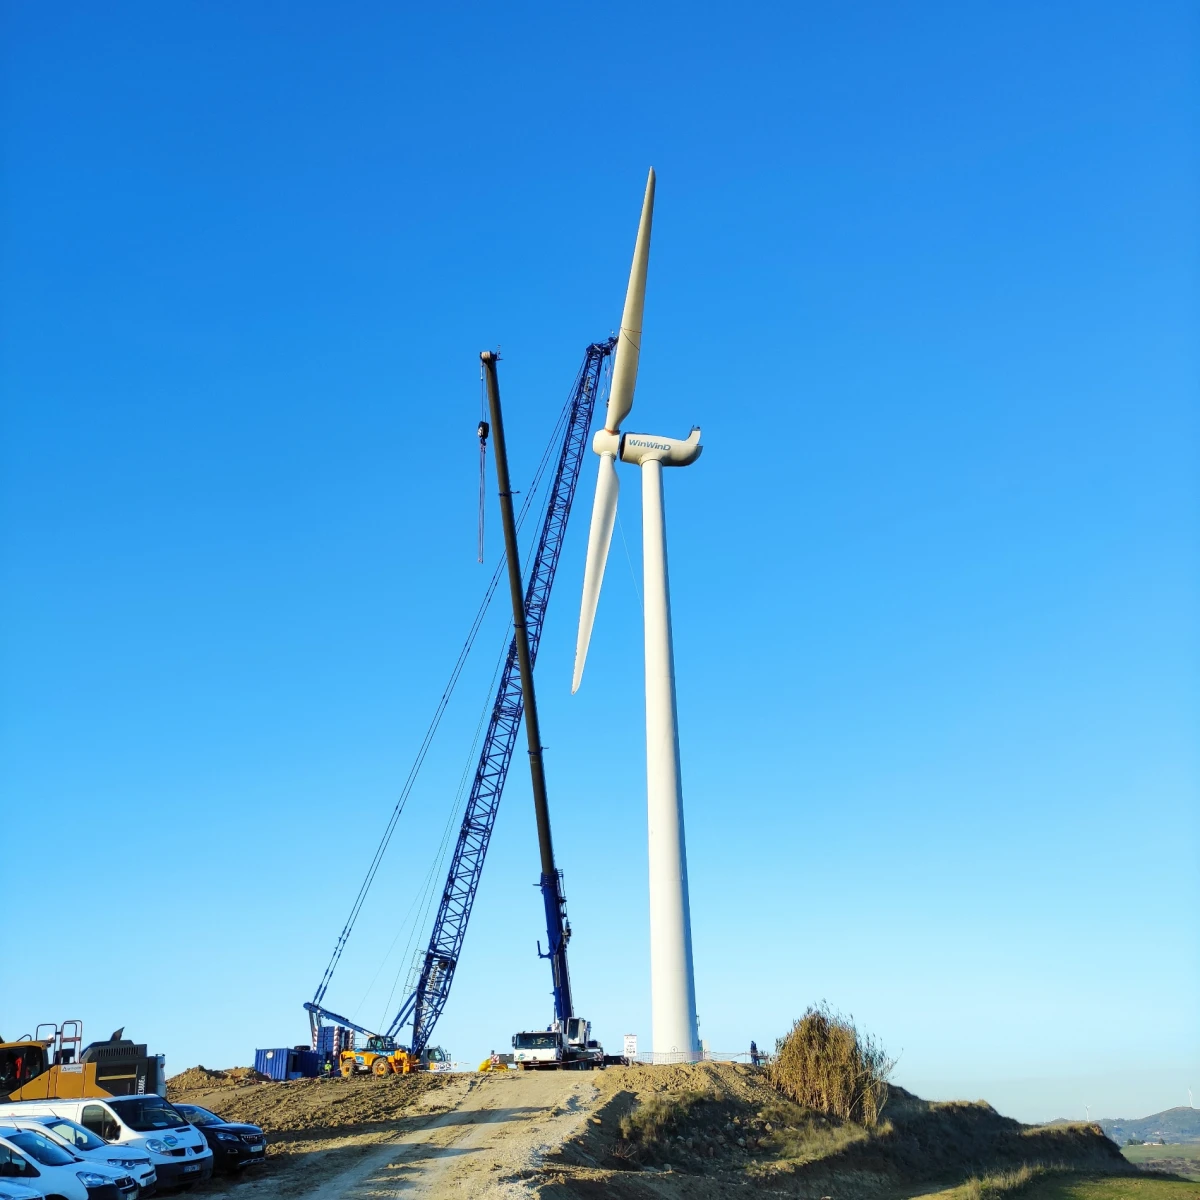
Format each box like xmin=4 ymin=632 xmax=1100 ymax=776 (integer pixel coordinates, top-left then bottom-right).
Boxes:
xmin=338 ymin=1035 xmax=416 ymax=1078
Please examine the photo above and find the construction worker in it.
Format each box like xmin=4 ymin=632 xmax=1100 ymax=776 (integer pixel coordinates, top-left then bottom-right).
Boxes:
xmin=750 ymin=1040 xmax=761 ymax=1067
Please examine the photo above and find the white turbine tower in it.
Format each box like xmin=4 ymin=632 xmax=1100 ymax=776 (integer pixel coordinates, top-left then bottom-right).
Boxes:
xmin=573 ymin=168 xmax=702 ymax=1059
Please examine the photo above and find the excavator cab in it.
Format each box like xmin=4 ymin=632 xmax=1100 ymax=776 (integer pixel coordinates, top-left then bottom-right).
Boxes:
xmin=0 ymin=1042 xmax=47 ymax=1095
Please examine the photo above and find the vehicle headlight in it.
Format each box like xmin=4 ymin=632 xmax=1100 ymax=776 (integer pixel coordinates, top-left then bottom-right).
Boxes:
xmin=215 ymin=1132 xmax=240 ymax=1143
xmin=108 ymin=1157 xmax=143 ymax=1168
xmin=146 ymin=1139 xmax=167 ymax=1153
xmin=77 ymin=1171 xmax=110 ymax=1186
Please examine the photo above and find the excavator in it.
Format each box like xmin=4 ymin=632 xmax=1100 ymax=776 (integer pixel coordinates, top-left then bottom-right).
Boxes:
xmin=0 ymin=1021 xmax=166 ymax=1101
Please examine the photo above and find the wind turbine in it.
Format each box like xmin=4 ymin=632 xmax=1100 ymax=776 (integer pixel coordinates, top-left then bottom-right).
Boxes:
xmin=573 ymin=168 xmax=703 ymax=1059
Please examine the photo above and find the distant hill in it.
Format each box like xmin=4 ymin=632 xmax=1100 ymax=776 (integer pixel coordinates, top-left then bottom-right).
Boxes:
xmin=1053 ymin=1107 xmax=1200 ymax=1145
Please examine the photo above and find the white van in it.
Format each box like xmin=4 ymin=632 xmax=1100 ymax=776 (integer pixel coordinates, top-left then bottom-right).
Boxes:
xmin=0 ymin=1128 xmax=136 ymax=1200
xmin=0 ymin=1119 xmax=154 ymax=1197
xmin=0 ymin=1097 xmax=211 ymax=1189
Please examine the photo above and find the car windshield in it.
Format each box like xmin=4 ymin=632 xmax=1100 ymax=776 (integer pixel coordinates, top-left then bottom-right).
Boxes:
xmin=2 ymin=1129 xmax=77 ymax=1166
xmin=42 ymin=1119 xmax=105 ymax=1151
xmin=108 ymin=1097 xmax=188 ymax=1131
xmin=176 ymin=1107 xmax=222 ymax=1127
xmin=514 ymin=1033 xmax=558 ymax=1050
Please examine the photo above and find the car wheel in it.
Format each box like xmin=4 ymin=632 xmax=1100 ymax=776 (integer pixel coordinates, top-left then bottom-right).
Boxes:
xmin=372 ymin=1057 xmax=391 ymax=1078
xmin=340 ymin=1058 xmax=355 ymax=1078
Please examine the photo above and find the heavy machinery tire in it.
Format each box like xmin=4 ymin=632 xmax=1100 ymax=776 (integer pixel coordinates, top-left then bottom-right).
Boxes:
xmin=372 ymin=1057 xmax=392 ymax=1077
xmin=340 ymin=1058 xmax=355 ymax=1078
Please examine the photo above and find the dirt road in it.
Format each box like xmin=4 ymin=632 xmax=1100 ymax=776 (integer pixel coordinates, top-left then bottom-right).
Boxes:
xmin=194 ymin=1070 xmax=598 ymax=1199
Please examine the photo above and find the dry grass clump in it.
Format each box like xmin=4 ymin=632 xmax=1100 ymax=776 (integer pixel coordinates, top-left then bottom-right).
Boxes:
xmin=767 ymin=1002 xmax=894 ymax=1127
xmin=618 ymin=1088 xmax=709 ymax=1146
xmin=960 ymin=1163 xmax=1044 ymax=1197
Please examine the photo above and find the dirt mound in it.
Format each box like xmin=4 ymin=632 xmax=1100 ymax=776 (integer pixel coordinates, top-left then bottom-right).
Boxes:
xmin=167 ymin=1065 xmax=268 ymax=1092
xmin=538 ymin=1063 xmax=1131 ymax=1198
xmin=168 ymin=1071 xmax=456 ymax=1143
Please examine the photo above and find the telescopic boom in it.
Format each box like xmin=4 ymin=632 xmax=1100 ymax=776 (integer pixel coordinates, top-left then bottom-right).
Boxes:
xmin=480 ymin=350 xmax=574 ymax=1028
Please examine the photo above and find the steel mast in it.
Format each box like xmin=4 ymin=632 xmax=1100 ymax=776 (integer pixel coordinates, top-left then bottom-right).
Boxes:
xmin=480 ymin=349 xmax=574 ymax=1027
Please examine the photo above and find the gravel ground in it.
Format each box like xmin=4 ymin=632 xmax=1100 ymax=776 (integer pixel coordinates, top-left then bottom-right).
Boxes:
xmin=173 ymin=1067 xmax=598 ymax=1198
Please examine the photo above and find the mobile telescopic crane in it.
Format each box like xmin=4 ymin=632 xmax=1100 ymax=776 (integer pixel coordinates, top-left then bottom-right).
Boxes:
xmin=482 ymin=350 xmax=602 ymax=1070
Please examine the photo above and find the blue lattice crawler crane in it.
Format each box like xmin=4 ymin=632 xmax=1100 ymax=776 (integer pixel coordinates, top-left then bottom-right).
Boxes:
xmin=481 ymin=350 xmax=605 ymax=1072
xmin=305 ymin=339 xmax=615 ymax=1072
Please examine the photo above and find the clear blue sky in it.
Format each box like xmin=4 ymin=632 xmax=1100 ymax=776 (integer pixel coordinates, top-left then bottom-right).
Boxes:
xmin=2 ymin=2 xmax=1196 ymax=1124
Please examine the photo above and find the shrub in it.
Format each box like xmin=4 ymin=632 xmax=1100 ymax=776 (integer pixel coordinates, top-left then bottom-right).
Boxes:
xmin=767 ymin=1002 xmax=894 ymax=1127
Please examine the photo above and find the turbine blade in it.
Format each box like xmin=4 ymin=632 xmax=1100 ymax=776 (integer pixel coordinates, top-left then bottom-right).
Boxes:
xmin=572 ymin=453 xmax=620 ymax=693
xmin=605 ymin=167 xmax=655 ymax=433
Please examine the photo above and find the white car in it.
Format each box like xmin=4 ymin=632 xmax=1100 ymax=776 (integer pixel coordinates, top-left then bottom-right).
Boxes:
xmin=1 ymin=1119 xmax=155 ymax=1197
xmin=0 ymin=1098 xmax=211 ymax=1190
xmin=0 ymin=1128 xmax=136 ymax=1200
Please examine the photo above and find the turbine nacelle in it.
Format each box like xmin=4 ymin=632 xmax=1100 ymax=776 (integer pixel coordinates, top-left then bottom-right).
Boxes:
xmin=592 ymin=428 xmax=702 ymax=467
xmin=619 ymin=428 xmax=702 ymax=468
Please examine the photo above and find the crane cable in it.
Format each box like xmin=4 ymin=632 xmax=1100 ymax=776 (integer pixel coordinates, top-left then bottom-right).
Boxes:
xmin=312 ymin=385 xmax=574 ymax=1012
xmin=477 ymin=365 xmax=490 ymax=564
xmin=371 ymin=630 xmax=509 ymax=1031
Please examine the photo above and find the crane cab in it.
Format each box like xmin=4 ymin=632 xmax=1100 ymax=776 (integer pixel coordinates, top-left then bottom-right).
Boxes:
xmin=511 ymin=1019 xmax=603 ymax=1069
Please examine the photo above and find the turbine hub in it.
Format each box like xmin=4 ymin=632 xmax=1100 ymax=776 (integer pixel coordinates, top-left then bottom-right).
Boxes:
xmin=592 ymin=429 xmax=621 ymax=457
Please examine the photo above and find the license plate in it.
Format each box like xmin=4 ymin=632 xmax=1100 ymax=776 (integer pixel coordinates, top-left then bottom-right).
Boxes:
xmin=183 ymin=1164 xmax=199 ymax=1173
xmin=250 ymin=1145 xmax=264 ymax=1153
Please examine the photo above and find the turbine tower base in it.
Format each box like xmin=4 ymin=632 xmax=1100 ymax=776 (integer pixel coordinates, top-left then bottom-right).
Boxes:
xmin=641 ymin=457 xmax=701 ymax=1058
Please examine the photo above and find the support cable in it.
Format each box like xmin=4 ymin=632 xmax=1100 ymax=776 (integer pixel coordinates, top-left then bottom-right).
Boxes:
xmin=477 ymin=366 xmax=490 ymax=564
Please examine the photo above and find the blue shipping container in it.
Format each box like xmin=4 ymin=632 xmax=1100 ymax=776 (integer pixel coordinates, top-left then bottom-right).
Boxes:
xmin=296 ymin=1050 xmax=322 ymax=1077
xmin=254 ymin=1047 xmax=324 ymax=1080
xmin=254 ymin=1048 xmax=296 ymax=1081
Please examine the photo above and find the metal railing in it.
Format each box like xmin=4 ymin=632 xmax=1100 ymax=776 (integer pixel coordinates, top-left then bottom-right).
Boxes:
xmin=630 ymin=1049 xmax=772 ymax=1066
